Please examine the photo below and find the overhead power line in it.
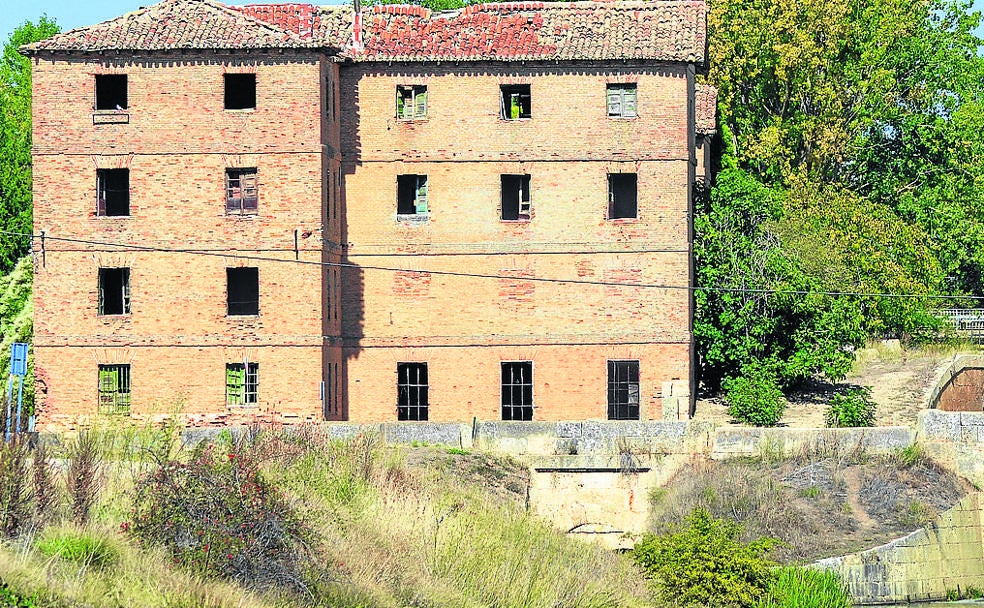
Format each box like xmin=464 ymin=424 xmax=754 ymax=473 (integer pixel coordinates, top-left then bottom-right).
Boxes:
xmin=6 ymin=228 xmax=984 ymax=302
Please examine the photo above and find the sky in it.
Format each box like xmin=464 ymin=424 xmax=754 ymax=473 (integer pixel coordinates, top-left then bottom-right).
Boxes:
xmin=2 ymin=0 xmax=983 ymax=47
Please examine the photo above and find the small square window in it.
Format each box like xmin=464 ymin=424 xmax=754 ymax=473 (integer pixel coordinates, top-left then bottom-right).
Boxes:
xmin=95 ymin=74 xmax=127 ymax=110
xmin=608 ymin=173 xmax=638 ymax=219
xmin=397 ymin=362 xmax=428 ymax=421
xmin=226 ymin=362 xmax=259 ymax=406
xmin=501 ymin=361 xmax=533 ymax=421
xmin=501 ymin=174 xmax=531 ymax=221
xmin=607 ymin=83 xmax=637 ymax=118
xmin=98 ymin=268 xmax=130 ymax=315
xmin=225 ymin=168 xmax=258 ymax=214
xmin=397 ymin=85 xmax=427 ymax=120
xmin=608 ymin=360 xmax=640 ymax=420
xmin=227 ymin=267 xmax=259 ymax=316
xmin=98 ymin=364 xmax=131 ymax=415
xmin=397 ymin=174 xmax=428 ymax=215
xmin=97 ymin=168 xmax=130 ymax=216
xmin=224 ymin=73 xmax=256 ymax=110
xmin=500 ymin=84 xmax=531 ymax=119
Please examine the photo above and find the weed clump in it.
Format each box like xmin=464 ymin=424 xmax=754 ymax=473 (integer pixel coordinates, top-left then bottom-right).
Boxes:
xmin=756 ymin=566 xmax=851 ymax=608
xmin=127 ymin=438 xmax=312 ymax=594
xmin=825 ymin=387 xmax=876 ymax=428
xmin=36 ymin=527 xmax=120 ymax=569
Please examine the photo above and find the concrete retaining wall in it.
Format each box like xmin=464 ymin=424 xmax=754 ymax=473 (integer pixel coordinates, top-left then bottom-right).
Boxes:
xmin=818 ymin=492 xmax=984 ymax=604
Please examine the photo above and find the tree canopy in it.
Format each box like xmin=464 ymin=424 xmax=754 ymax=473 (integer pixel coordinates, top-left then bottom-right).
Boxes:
xmin=698 ymin=0 xmax=983 ymax=408
xmin=0 ymin=18 xmax=59 ymax=273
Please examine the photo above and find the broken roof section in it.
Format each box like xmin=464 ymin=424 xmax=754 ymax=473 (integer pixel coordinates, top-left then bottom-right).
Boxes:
xmin=695 ymin=83 xmax=717 ymax=135
xmin=21 ymin=0 xmax=320 ymax=53
xmin=23 ymin=0 xmax=708 ymax=66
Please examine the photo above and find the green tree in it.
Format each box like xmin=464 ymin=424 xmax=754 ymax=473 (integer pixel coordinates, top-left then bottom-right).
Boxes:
xmin=0 ymin=18 xmax=59 ymax=273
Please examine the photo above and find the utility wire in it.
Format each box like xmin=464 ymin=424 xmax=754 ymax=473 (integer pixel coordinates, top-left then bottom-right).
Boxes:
xmin=8 ymin=229 xmax=984 ymax=302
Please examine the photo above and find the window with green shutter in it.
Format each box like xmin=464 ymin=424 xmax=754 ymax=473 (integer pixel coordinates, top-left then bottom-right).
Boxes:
xmin=226 ymin=362 xmax=259 ymax=406
xmin=607 ymin=83 xmax=638 ymax=118
xmin=396 ymin=85 xmax=427 ymax=120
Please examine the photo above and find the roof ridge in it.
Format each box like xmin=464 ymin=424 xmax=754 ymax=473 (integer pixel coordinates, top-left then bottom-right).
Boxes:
xmin=200 ymin=0 xmax=308 ymax=42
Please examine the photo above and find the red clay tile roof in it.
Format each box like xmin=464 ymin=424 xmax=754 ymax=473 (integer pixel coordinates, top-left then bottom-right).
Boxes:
xmin=21 ymin=0 xmax=321 ymax=53
xmin=23 ymin=0 xmax=707 ymax=65
xmin=695 ymin=83 xmax=716 ymax=135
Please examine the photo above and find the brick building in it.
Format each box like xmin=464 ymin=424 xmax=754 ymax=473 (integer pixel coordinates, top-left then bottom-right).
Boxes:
xmin=22 ymin=0 xmax=712 ymax=429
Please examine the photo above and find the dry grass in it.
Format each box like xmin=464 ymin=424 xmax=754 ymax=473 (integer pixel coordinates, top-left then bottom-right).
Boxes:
xmin=0 ymin=423 xmax=651 ymax=608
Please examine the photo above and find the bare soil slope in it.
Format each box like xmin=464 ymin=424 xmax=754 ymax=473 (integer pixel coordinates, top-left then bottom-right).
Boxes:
xmin=648 ymin=453 xmax=972 ymax=563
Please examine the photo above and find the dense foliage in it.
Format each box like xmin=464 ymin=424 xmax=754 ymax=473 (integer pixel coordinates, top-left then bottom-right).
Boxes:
xmin=698 ymin=0 xmax=984 ymax=407
xmin=0 ymin=19 xmax=58 ymax=272
xmin=633 ymin=508 xmax=777 ymax=608
xmin=0 ymin=257 xmax=33 ymax=415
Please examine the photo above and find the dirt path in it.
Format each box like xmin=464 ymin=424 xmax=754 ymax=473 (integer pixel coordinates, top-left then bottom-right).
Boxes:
xmin=693 ymin=343 xmax=970 ymax=428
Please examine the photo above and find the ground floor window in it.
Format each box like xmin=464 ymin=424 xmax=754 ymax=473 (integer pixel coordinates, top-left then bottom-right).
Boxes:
xmin=501 ymin=361 xmax=533 ymax=421
xmin=397 ymin=362 xmax=428 ymax=421
xmin=98 ymin=364 xmax=131 ymax=415
xmin=608 ymin=360 xmax=640 ymax=420
xmin=226 ymin=362 xmax=259 ymax=406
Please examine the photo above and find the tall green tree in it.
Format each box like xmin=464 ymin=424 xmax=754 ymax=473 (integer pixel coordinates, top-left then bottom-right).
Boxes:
xmin=0 ymin=18 xmax=59 ymax=273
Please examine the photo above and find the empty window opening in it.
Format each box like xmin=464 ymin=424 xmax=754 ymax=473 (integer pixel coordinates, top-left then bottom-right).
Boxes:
xmin=608 ymin=360 xmax=640 ymax=420
xmin=397 ymin=85 xmax=427 ymax=119
xmin=97 ymin=168 xmax=130 ymax=216
xmin=397 ymin=174 xmax=428 ymax=215
xmin=608 ymin=173 xmax=638 ymax=219
xmin=501 ymin=174 xmax=531 ymax=221
xmin=226 ymin=362 xmax=259 ymax=406
xmin=95 ymin=74 xmax=127 ymax=110
xmin=224 ymin=73 xmax=256 ymax=110
xmin=225 ymin=168 xmax=258 ymax=214
xmin=501 ymin=361 xmax=533 ymax=421
xmin=500 ymin=84 xmax=531 ymax=119
xmin=227 ymin=267 xmax=259 ymax=316
xmin=397 ymin=362 xmax=429 ymax=421
xmin=607 ymin=83 xmax=638 ymax=118
xmin=98 ymin=268 xmax=130 ymax=315
xmin=98 ymin=364 xmax=131 ymax=415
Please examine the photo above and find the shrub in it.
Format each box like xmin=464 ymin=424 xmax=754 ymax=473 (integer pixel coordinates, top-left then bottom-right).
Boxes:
xmin=127 ymin=439 xmax=312 ymax=593
xmin=633 ymin=508 xmax=777 ymax=608
xmin=0 ymin=438 xmax=31 ymax=537
xmin=35 ymin=528 xmax=120 ymax=569
xmin=724 ymin=364 xmax=786 ymax=427
xmin=755 ymin=567 xmax=851 ymax=608
xmin=825 ymin=387 xmax=876 ymax=428
xmin=66 ymin=432 xmax=101 ymax=525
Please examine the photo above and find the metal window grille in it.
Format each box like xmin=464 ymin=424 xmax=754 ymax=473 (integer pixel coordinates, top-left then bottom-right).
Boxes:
xmin=608 ymin=360 xmax=640 ymax=420
xmin=501 ymin=361 xmax=533 ymax=421
xmin=607 ymin=84 xmax=638 ymax=118
xmin=97 ymin=268 xmax=131 ymax=315
xmin=225 ymin=168 xmax=258 ymax=214
xmin=98 ymin=364 xmax=131 ymax=415
xmin=396 ymin=85 xmax=427 ymax=119
xmin=397 ymin=362 xmax=429 ymax=421
xmin=226 ymin=362 xmax=259 ymax=406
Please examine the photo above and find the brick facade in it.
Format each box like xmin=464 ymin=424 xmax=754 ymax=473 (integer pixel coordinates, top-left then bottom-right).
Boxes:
xmin=25 ymin=0 xmax=709 ymax=428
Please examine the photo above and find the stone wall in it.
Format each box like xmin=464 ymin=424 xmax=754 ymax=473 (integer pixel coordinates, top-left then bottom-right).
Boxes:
xmin=817 ymin=492 xmax=984 ymax=604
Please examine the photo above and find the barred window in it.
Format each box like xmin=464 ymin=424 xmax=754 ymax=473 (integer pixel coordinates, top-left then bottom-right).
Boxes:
xmin=608 ymin=360 xmax=640 ymax=420
xmin=98 ymin=364 xmax=131 ymax=415
xmin=397 ymin=362 xmax=428 ymax=421
xmin=226 ymin=362 xmax=259 ymax=406
xmin=501 ymin=361 xmax=533 ymax=421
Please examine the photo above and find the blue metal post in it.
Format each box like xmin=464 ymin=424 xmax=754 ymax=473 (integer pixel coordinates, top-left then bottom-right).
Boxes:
xmin=14 ymin=375 xmax=24 ymax=437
